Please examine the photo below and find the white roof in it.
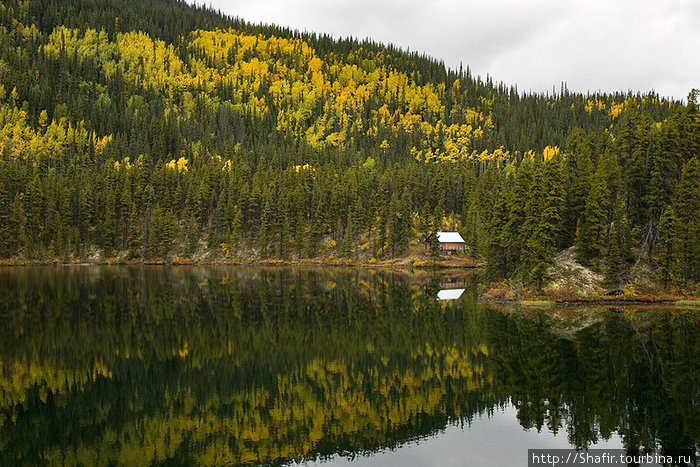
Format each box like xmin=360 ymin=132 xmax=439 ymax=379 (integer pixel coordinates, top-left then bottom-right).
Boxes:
xmin=437 ymin=289 xmax=465 ymax=300
xmin=436 ymin=232 xmax=465 ymax=243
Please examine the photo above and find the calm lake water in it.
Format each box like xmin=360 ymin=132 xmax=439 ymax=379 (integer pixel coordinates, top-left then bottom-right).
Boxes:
xmin=0 ymin=266 xmax=697 ymax=465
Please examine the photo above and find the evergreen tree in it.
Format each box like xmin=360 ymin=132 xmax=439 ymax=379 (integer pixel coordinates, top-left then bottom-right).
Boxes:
xmin=523 ymin=158 xmax=563 ymax=288
xmin=119 ymin=177 xmax=132 ymax=249
xmin=147 ymin=204 xmax=163 ymax=259
xmin=668 ymin=157 xmax=700 ymax=284
xmin=376 ymin=201 xmax=388 ymax=258
xmin=0 ymin=175 xmax=14 ymax=257
xmin=418 ymin=200 xmax=433 ymax=239
xmin=604 ymin=204 xmax=630 ymax=288
xmin=101 ymin=199 xmax=116 ymax=254
xmin=9 ymin=193 xmax=26 ymax=257
xmin=127 ymin=203 xmax=142 ymax=258
xmin=645 ymin=108 xmax=685 ymax=258
xmin=258 ymin=190 xmax=274 ymax=259
xmin=463 ymin=199 xmax=481 ymax=259
xmin=576 ymin=161 xmax=611 ymax=265
xmin=24 ymin=174 xmax=44 ymax=258
xmin=505 ymin=158 xmax=535 ymax=273
xmin=625 ymin=112 xmax=654 ymax=231
xmin=429 ymin=234 xmax=442 ymax=266
xmin=308 ymin=207 xmax=323 ymax=258
xmin=350 ymin=196 xmax=364 ymax=254
xmin=656 ymin=206 xmax=676 ymax=287
xmin=388 ymin=189 xmax=411 ymax=258
xmin=340 ymin=210 xmax=356 ymax=258
xmin=560 ymin=129 xmax=594 ymax=247
xmin=294 ymin=210 xmax=306 ymax=259
xmin=160 ymin=209 xmax=177 ymax=258
xmin=486 ymin=188 xmax=511 ymax=279
xmin=183 ymin=214 xmax=200 ymax=258
xmin=230 ymin=206 xmax=243 ymax=250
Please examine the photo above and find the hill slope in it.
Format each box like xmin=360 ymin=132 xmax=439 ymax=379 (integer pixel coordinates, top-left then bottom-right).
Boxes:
xmin=0 ymin=0 xmax=698 ymax=294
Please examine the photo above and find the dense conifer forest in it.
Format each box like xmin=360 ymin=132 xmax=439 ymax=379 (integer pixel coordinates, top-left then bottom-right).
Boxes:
xmin=0 ymin=0 xmax=698 ymax=290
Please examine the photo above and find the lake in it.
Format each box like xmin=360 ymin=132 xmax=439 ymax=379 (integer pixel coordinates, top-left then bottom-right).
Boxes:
xmin=0 ymin=266 xmax=697 ymax=465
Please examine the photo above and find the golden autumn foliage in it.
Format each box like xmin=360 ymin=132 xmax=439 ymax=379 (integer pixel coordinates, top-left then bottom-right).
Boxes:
xmin=0 ymin=101 xmax=112 ymax=162
xmin=166 ymin=157 xmax=189 ymax=173
xmin=542 ymin=145 xmax=560 ymax=161
xmin=584 ymin=98 xmax=606 ymax=113
xmin=22 ymin=26 xmax=496 ymax=161
xmin=0 ymin=345 xmax=490 ymax=465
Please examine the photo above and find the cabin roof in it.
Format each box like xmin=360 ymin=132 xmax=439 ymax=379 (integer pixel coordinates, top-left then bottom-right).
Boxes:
xmin=436 ymin=232 xmax=465 ymax=243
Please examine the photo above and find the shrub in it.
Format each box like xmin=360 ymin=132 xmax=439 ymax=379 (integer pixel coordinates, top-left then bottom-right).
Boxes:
xmin=484 ymin=282 xmax=515 ymax=300
xmin=623 ymin=281 xmax=637 ymax=298
xmin=519 ymin=300 xmax=555 ymax=308
xmin=545 ymin=286 xmax=578 ymax=301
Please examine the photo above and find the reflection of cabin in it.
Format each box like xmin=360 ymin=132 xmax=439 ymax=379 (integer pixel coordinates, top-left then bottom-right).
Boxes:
xmin=423 ymin=274 xmax=471 ymax=300
xmin=440 ymin=277 xmax=470 ymax=289
xmin=424 ymin=232 xmax=466 ymax=255
xmin=437 ymin=288 xmax=465 ymax=301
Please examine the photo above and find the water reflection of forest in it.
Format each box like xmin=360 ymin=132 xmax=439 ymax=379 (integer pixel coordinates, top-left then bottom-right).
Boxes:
xmin=0 ymin=266 xmax=697 ymax=465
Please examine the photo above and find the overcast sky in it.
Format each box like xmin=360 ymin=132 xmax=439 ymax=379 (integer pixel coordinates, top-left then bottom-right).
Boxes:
xmin=190 ymin=0 xmax=698 ymax=101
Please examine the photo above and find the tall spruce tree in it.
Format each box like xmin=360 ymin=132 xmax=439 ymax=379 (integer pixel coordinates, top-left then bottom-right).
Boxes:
xmin=486 ymin=187 xmax=511 ymax=279
xmin=668 ymin=157 xmax=700 ymax=284
xmin=560 ymin=128 xmax=594 ymax=247
xmin=522 ymin=157 xmax=563 ymax=288
xmin=604 ymin=203 xmax=631 ymax=288
xmin=576 ymin=161 xmax=611 ymax=265
xmin=505 ymin=158 xmax=535 ymax=273
xmin=0 ymin=174 xmax=13 ymax=257
xmin=127 ymin=203 xmax=142 ymax=258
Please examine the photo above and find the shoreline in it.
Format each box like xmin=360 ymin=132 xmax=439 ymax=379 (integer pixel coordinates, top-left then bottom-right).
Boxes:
xmin=0 ymin=257 xmax=485 ymax=269
xmin=478 ymin=295 xmax=699 ymax=307
xmin=3 ymin=260 xmax=698 ymax=304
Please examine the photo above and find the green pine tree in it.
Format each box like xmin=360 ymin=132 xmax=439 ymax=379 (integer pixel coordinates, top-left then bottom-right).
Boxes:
xmin=486 ymin=186 xmax=511 ymax=279
xmin=576 ymin=161 xmax=611 ymax=265
xmin=604 ymin=204 xmax=630 ymax=288
xmin=9 ymin=193 xmax=26 ymax=257
xmin=127 ymin=203 xmax=142 ymax=258
xmin=429 ymin=234 xmax=442 ymax=266
xmin=523 ymin=158 xmax=563 ymax=289
xmin=341 ymin=210 xmax=356 ymax=258
xmin=668 ymin=157 xmax=700 ymax=284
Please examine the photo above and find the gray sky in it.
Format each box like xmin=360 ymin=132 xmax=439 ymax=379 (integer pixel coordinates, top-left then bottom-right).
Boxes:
xmin=191 ymin=0 xmax=699 ymax=101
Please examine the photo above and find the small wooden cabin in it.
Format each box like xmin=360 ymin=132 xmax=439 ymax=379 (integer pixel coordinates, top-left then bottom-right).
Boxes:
xmin=424 ymin=232 xmax=466 ymax=254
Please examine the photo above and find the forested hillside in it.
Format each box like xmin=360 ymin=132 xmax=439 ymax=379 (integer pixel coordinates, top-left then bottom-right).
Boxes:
xmin=0 ymin=0 xmax=698 ymax=290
